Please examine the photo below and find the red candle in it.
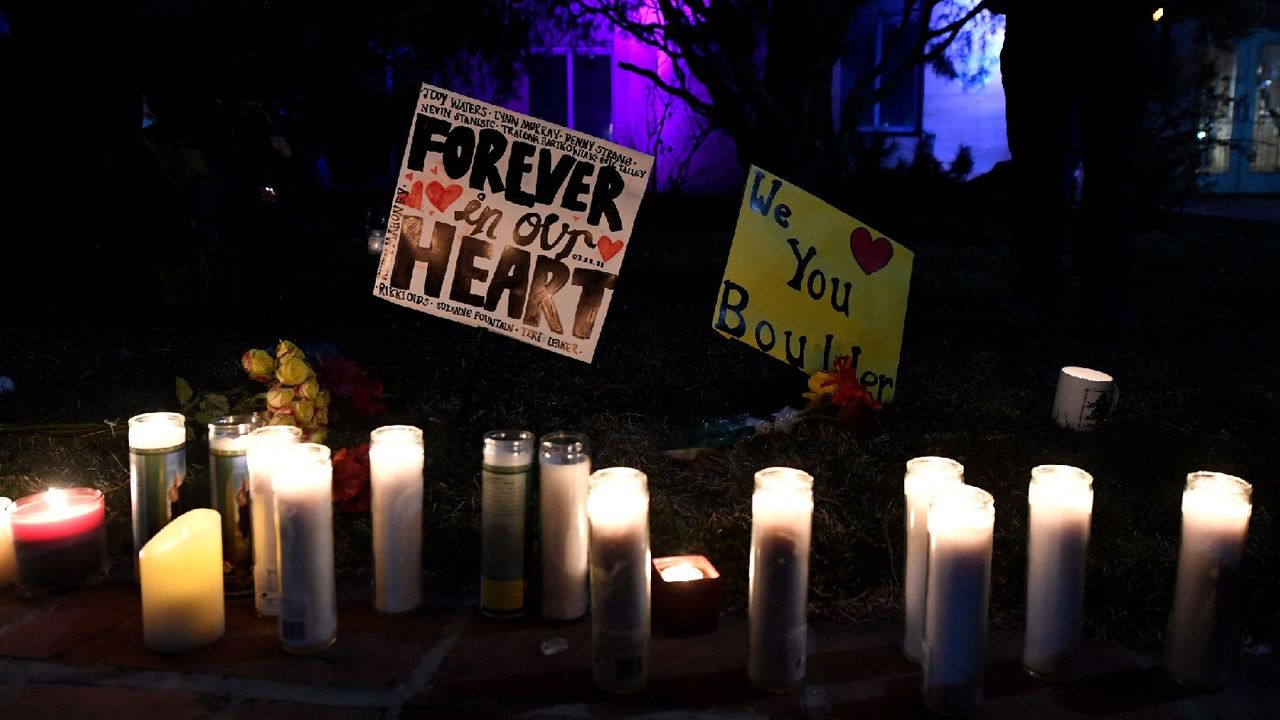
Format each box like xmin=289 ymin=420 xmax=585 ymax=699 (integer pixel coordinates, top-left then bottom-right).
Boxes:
xmin=10 ymin=488 xmax=109 ymax=598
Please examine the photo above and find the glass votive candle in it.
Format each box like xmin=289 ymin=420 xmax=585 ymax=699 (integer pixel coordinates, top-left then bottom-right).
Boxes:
xmin=749 ymin=467 xmax=815 ymax=693
xmin=588 ymin=467 xmax=651 ymax=693
xmin=10 ymin=488 xmax=109 ymax=598
xmin=1166 ymin=471 xmax=1252 ymax=689
xmin=369 ymin=424 xmax=425 ymax=614
xmin=902 ymin=456 xmax=965 ymax=662
xmin=481 ymin=429 xmax=535 ymax=618
xmin=274 ymin=442 xmax=337 ymax=654
xmin=129 ymin=412 xmax=187 ymax=571
xmin=208 ymin=414 xmax=261 ymax=598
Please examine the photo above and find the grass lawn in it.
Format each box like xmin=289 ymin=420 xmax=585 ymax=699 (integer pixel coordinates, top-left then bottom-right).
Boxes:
xmin=1 ymin=193 xmax=1276 ymax=652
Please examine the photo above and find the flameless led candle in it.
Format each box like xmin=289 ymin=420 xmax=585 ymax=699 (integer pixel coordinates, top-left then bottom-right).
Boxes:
xmin=247 ymin=425 xmax=301 ymax=617
xmin=587 ymin=467 xmax=650 ymax=693
xmin=209 ymin=415 xmax=260 ymax=597
xmin=1024 ymin=465 xmax=1094 ymax=680
xmin=1 ymin=497 xmax=16 ymax=588
xmin=481 ymin=430 xmax=535 ymax=618
xmin=540 ymin=431 xmax=590 ymax=621
xmin=370 ymin=425 xmax=424 ymax=614
xmin=140 ymin=509 xmax=225 ymax=653
xmin=902 ymin=456 xmax=965 ymax=662
xmin=923 ymin=485 xmax=994 ymax=716
xmin=273 ymin=442 xmax=337 ymax=654
xmin=1167 ymin=471 xmax=1252 ymax=689
xmin=129 ymin=412 xmax=187 ymax=571
xmin=9 ymin=488 xmax=109 ymax=598
xmin=749 ymin=467 xmax=814 ymax=693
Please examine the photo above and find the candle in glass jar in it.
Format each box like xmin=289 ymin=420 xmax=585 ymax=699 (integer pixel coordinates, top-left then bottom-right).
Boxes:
xmin=369 ymin=425 xmax=424 ymax=614
xmin=749 ymin=467 xmax=815 ymax=693
xmin=922 ymin=485 xmax=994 ymax=716
xmin=9 ymin=488 xmax=109 ymax=598
xmin=1024 ymin=464 xmax=1093 ymax=680
xmin=273 ymin=442 xmax=337 ymax=654
xmin=481 ymin=430 xmax=535 ymax=618
xmin=660 ymin=563 xmax=704 ymax=582
xmin=140 ymin=509 xmax=224 ymax=653
xmin=247 ymin=425 xmax=302 ymax=617
xmin=902 ymin=456 xmax=964 ymax=662
xmin=208 ymin=415 xmax=260 ymax=597
xmin=1 ymin=497 xmax=16 ymax=588
xmin=587 ymin=467 xmax=650 ymax=693
xmin=129 ymin=412 xmax=187 ymax=572
xmin=1167 ymin=471 xmax=1252 ymax=689
xmin=539 ymin=431 xmax=591 ymax=621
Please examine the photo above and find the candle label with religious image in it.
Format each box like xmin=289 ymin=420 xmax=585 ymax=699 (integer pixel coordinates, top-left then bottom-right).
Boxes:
xmin=713 ymin=167 xmax=914 ymax=403
xmin=373 ymin=83 xmax=654 ymax=364
xmin=481 ymin=430 xmax=535 ymax=618
xmin=129 ymin=412 xmax=188 ymax=567
xmin=0 ymin=497 xmax=15 ymax=588
xmin=9 ymin=488 xmax=109 ymax=598
xmin=209 ymin=415 xmax=261 ymax=597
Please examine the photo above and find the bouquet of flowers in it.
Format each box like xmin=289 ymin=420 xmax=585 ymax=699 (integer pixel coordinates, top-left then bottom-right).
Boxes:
xmin=241 ymin=340 xmax=331 ymax=443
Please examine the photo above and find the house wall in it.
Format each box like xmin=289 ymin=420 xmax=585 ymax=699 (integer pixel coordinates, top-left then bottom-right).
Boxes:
xmin=918 ymin=63 xmax=1010 ymax=176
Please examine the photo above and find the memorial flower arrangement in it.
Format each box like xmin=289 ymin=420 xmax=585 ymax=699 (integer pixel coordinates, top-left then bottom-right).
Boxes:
xmin=241 ymin=340 xmax=331 ymax=444
xmin=802 ymin=355 xmax=883 ymax=432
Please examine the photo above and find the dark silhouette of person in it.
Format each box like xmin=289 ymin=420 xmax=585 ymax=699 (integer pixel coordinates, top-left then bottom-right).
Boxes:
xmin=997 ymin=0 xmax=1160 ymax=331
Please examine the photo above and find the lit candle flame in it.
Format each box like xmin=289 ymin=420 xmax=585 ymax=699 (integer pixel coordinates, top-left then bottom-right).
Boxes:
xmin=660 ymin=563 xmax=704 ymax=582
xmin=45 ymin=487 xmax=68 ymax=510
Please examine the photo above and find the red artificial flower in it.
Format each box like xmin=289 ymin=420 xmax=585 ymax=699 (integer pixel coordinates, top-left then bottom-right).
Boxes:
xmin=314 ymin=355 xmax=387 ymax=420
xmin=806 ymin=355 xmax=883 ymax=432
xmin=331 ymin=442 xmax=371 ymax=514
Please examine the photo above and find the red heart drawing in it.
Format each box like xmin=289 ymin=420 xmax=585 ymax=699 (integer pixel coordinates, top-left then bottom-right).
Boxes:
xmin=403 ymin=172 xmax=414 ymax=181
xmin=849 ymin=226 xmax=893 ymax=275
xmin=572 ymin=215 xmax=580 ymax=222
xmin=430 ymin=166 xmax=439 ymax=175
xmin=598 ymin=235 xmax=624 ymax=262
xmin=398 ymin=180 xmax=424 ymax=210
xmin=426 ymin=181 xmax=463 ymax=212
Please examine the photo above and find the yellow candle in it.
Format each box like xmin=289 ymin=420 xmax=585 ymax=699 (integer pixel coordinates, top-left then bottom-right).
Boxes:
xmin=0 ymin=497 xmax=15 ymax=587
xmin=140 ymin=509 xmax=224 ymax=653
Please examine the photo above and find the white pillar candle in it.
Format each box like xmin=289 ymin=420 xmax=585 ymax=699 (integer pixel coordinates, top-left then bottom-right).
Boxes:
xmin=247 ymin=425 xmax=301 ymax=617
xmin=1024 ymin=464 xmax=1094 ymax=680
xmin=273 ymin=442 xmax=337 ymax=654
xmin=587 ymin=467 xmax=650 ymax=693
xmin=749 ymin=467 xmax=814 ymax=693
xmin=539 ymin=431 xmax=590 ymax=621
xmin=902 ymin=456 xmax=964 ymax=662
xmin=139 ymin=509 xmax=225 ymax=653
xmin=128 ymin=412 xmax=187 ymax=571
xmin=923 ymin=485 xmax=994 ymax=716
xmin=208 ymin=415 xmax=260 ymax=598
xmin=481 ymin=430 xmax=535 ymax=618
xmin=369 ymin=425 xmax=424 ymax=614
xmin=1167 ymin=471 xmax=1252 ymax=689
xmin=0 ymin=497 xmax=16 ymax=588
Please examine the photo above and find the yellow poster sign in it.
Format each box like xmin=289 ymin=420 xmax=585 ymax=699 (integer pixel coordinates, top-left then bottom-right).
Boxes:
xmin=712 ymin=166 xmax=913 ymax=403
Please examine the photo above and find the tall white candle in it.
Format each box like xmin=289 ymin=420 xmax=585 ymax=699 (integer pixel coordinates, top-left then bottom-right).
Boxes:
xmin=139 ymin=509 xmax=225 ymax=653
xmin=539 ymin=432 xmax=590 ymax=621
xmin=923 ymin=485 xmax=994 ymax=716
xmin=0 ymin=497 xmax=15 ymax=588
xmin=247 ymin=425 xmax=301 ymax=617
xmin=902 ymin=456 xmax=964 ymax=662
xmin=1024 ymin=464 xmax=1093 ymax=680
xmin=369 ymin=425 xmax=424 ymax=614
xmin=481 ymin=430 xmax=535 ymax=618
xmin=1167 ymin=471 xmax=1252 ymax=689
xmin=749 ymin=467 xmax=814 ymax=693
xmin=273 ymin=442 xmax=337 ymax=654
xmin=587 ymin=467 xmax=650 ymax=693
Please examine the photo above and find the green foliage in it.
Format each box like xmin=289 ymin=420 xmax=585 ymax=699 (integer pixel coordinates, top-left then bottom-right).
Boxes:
xmin=174 ymin=376 xmax=259 ymax=436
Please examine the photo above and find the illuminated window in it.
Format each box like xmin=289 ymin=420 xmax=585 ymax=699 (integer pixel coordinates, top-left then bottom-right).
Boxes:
xmin=528 ymin=49 xmax=613 ymax=139
xmin=839 ymin=12 xmax=924 ymax=134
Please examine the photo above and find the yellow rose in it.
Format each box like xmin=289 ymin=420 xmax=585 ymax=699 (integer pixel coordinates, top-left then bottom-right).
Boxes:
xmin=268 ymin=413 xmax=296 ymax=427
xmin=315 ymin=406 xmax=329 ymax=425
xmin=305 ymin=427 xmax=328 ymax=444
xmin=297 ymin=378 xmax=319 ymax=400
xmin=292 ymin=399 xmax=316 ymax=424
xmin=241 ymin=349 xmax=276 ymax=383
xmin=315 ymin=389 xmax=331 ymax=410
xmin=266 ymin=385 xmax=295 ymax=411
xmin=276 ymin=356 xmax=311 ymax=386
xmin=276 ymin=339 xmax=305 ymax=361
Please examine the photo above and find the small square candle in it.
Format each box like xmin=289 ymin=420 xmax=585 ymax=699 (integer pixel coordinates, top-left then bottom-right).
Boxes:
xmin=652 ymin=555 xmax=721 ymax=636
